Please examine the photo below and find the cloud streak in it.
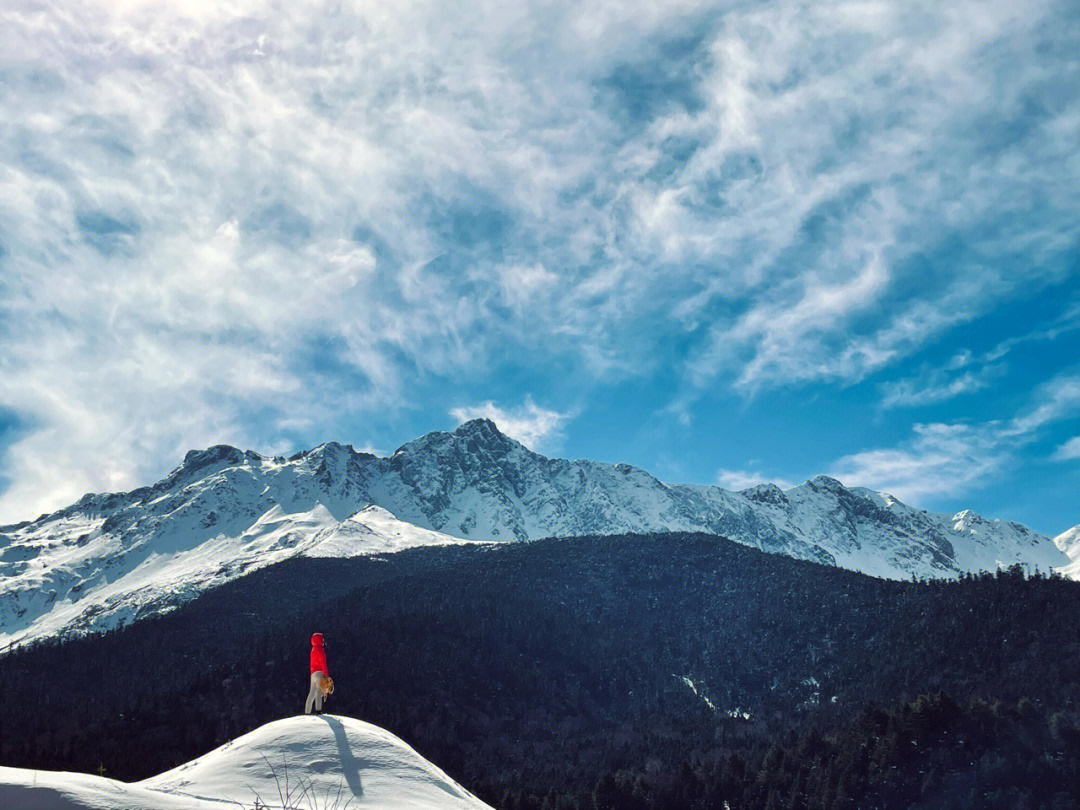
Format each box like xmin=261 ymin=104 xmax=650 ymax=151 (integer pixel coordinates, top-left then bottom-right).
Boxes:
xmin=1054 ymin=438 xmax=1080 ymax=461
xmin=829 ymin=423 xmax=1007 ymax=503
xmin=830 ymin=375 xmax=1080 ymax=502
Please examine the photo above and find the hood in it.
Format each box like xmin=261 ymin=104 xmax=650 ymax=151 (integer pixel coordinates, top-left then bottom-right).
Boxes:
xmin=311 ymin=632 xmax=324 ymax=647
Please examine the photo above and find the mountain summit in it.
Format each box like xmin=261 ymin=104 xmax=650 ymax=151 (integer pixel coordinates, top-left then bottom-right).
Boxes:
xmin=1 ymin=419 xmax=1073 ymax=648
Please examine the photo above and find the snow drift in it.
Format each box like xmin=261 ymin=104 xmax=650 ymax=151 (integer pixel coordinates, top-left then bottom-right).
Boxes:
xmin=0 ymin=714 xmax=494 ymax=810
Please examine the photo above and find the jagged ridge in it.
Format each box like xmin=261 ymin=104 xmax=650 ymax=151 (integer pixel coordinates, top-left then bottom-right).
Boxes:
xmin=1 ymin=419 xmax=1074 ymax=648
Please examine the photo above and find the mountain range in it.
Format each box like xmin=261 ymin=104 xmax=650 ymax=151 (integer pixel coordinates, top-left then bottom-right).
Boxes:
xmin=2 ymin=418 xmax=1076 ymax=649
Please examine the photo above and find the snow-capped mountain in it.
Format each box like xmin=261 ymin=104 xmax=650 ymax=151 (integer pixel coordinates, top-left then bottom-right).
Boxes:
xmin=1 ymin=419 xmax=1073 ymax=649
xmin=0 ymin=496 xmax=477 ymax=650
xmin=0 ymin=714 xmax=494 ymax=810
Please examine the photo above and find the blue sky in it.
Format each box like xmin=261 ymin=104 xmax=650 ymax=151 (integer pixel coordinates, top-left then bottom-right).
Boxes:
xmin=2 ymin=0 xmax=1079 ymax=534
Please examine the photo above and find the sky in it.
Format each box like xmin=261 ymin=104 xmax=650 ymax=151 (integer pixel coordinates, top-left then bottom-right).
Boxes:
xmin=1 ymin=0 xmax=1079 ymax=534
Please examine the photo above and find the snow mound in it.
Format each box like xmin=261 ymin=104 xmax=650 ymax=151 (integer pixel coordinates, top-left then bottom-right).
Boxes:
xmin=0 ymin=714 xmax=494 ymax=810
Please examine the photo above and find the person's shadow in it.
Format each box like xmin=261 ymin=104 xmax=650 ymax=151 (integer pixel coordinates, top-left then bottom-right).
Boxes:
xmin=318 ymin=715 xmax=364 ymax=799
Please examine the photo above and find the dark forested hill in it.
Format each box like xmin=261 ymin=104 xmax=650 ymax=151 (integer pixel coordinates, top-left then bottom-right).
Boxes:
xmin=2 ymin=532 xmax=1079 ymax=810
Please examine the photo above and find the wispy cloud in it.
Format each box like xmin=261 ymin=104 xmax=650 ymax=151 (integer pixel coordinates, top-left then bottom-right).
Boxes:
xmin=1007 ymin=376 xmax=1080 ymax=437
xmin=880 ymin=366 xmax=1003 ymax=408
xmin=881 ymin=298 xmax=1080 ymax=409
xmin=830 ymin=375 xmax=1080 ymax=501
xmin=449 ymin=399 xmax=570 ymax=452
xmin=829 ymin=422 xmax=1006 ymax=503
xmin=671 ymin=2 xmax=1080 ymax=394
xmin=0 ymin=0 xmax=1078 ymax=521
xmin=1053 ymin=437 xmax=1080 ymax=461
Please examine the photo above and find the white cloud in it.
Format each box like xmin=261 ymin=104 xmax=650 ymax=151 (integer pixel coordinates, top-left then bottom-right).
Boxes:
xmin=692 ymin=251 xmax=894 ymax=391
xmin=829 ymin=423 xmax=1006 ymax=502
xmin=830 ymin=374 xmax=1080 ymax=501
xmin=668 ymin=2 xmax=1079 ymax=393
xmin=449 ymin=399 xmax=570 ymax=452
xmin=494 ymin=263 xmax=558 ymax=311
xmin=1007 ymin=376 xmax=1080 ymax=437
xmin=0 ymin=0 xmax=1078 ymax=521
xmin=1053 ymin=437 xmax=1080 ymax=461
xmin=353 ymin=443 xmax=386 ymax=457
xmin=879 ymin=298 xmax=1080 ymax=409
xmin=880 ymin=366 xmax=1001 ymax=408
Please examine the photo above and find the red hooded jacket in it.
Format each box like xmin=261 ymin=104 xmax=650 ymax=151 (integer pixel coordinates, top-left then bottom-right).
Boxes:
xmin=310 ymin=633 xmax=329 ymax=676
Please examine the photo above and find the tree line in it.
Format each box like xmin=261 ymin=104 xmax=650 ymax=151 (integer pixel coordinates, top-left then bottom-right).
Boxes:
xmin=1 ymin=532 xmax=1078 ymax=809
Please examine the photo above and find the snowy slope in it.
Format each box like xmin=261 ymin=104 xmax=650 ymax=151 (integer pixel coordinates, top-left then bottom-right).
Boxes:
xmin=1 ymin=419 xmax=1072 ymax=649
xmin=1054 ymin=524 xmax=1080 ymax=579
xmin=0 ymin=497 xmax=477 ymax=650
xmin=0 ymin=714 xmax=494 ymax=810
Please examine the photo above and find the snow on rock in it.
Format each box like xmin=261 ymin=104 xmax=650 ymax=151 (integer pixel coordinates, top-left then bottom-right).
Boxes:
xmin=302 ymin=505 xmax=468 ymax=558
xmin=1 ymin=419 xmax=1073 ymax=649
xmin=1054 ymin=524 xmax=1080 ymax=579
xmin=0 ymin=714 xmax=494 ymax=810
xmin=945 ymin=509 xmax=1065 ymax=575
xmin=0 ymin=495 xmax=477 ymax=651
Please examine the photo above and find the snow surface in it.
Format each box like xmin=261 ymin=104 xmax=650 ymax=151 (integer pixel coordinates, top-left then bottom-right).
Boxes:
xmin=0 ymin=714 xmax=494 ymax=810
xmin=1 ymin=419 xmax=1073 ymax=649
xmin=0 ymin=501 xmax=478 ymax=651
xmin=1053 ymin=524 xmax=1080 ymax=579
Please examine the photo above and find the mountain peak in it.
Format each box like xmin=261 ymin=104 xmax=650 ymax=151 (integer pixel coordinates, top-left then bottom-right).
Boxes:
xmin=454 ymin=418 xmax=505 ymax=441
xmin=183 ymin=444 xmax=241 ymax=463
xmin=179 ymin=445 xmax=247 ymax=474
xmin=309 ymin=440 xmax=355 ymax=459
xmin=806 ymin=474 xmax=845 ymax=493
xmin=3 ymin=422 xmax=1075 ymax=651
xmin=450 ymin=418 xmax=527 ymax=454
xmin=742 ymin=483 xmax=789 ymax=506
xmin=388 ymin=419 xmax=523 ymax=466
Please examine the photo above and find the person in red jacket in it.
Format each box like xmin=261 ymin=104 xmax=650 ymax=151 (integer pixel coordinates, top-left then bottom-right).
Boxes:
xmin=305 ymin=632 xmax=330 ymax=715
